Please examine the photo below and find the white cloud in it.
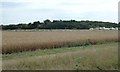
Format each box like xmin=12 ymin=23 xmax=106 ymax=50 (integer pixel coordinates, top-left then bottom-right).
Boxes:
xmin=1 ymin=0 xmax=119 ymax=24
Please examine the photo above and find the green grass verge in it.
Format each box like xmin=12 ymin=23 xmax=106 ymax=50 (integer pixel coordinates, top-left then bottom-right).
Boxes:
xmin=3 ymin=42 xmax=117 ymax=60
xmin=2 ymin=42 xmax=118 ymax=70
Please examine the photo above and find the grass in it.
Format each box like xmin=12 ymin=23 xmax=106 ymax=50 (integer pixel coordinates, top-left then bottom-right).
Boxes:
xmin=2 ymin=30 xmax=118 ymax=70
xmin=2 ymin=42 xmax=118 ymax=70
xmin=2 ymin=30 xmax=118 ymax=54
xmin=2 ymin=42 xmax=116 ymax=60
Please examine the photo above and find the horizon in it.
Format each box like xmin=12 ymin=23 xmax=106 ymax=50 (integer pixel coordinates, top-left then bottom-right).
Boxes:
xmin=1 ymin=0 xmax=118 ymax=25
xmin=1 ymin=19 xmax=118 ymax=25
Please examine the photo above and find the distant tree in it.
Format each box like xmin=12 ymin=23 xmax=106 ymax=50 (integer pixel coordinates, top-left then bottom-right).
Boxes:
xmin=28 ymin=23 xmax=32 ymax=26
xmin=2 ymin=19 xmax=119 ymax=30
xmin=44 ymin=19 xmax=51 ymax=24
xmin=32 ymin=21 xmax=41 ymax=29
xmin=70 ymin=20 xmax=76 ymax=22
xmin=17 ymin=23 xmax=28 ymax=29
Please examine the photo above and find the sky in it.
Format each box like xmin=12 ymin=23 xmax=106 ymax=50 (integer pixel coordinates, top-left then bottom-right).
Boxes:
xmin=0 ymin=0 xmax=119 ymax=25
xmin=118 ymin=1 xmax=120 ymax=22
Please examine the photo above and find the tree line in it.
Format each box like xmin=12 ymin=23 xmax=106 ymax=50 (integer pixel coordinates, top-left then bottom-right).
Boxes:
xmin=1 ymin=19 xmax=119 ymax=30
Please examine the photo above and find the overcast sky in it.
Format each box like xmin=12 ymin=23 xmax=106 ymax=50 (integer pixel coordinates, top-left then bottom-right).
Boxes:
xmin=0 ymin=0 xmax=119 ymax=25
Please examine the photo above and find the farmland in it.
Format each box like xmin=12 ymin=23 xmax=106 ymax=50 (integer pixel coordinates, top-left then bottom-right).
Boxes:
xmin=2 ymin=30 xmax=118 ymax=70
xmin=2 ymin=30 xmax=118 ymax=54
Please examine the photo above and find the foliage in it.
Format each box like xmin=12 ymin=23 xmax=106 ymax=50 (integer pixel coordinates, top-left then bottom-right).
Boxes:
xmin=1 ymin=20 xmax=118 ymax=30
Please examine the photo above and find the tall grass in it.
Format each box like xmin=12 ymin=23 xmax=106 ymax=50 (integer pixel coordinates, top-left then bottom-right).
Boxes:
xmin=2 ymin=42 xmax=118 ymax=70
xmin=0 ymin=30 xmax=2 ymax=71
xmin=2 ymin=30 xmax=118 ymax=54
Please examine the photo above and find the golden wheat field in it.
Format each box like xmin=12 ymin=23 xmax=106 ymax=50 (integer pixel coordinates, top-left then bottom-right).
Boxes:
xmin=2 ymin=30 xmax=118 ymax=54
